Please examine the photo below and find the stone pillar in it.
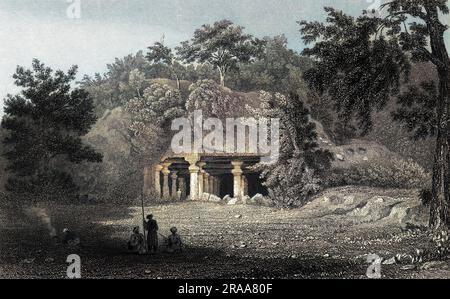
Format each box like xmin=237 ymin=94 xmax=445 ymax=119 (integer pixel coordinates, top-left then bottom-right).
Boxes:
xmin=162 ymin=163 xmax=171 ymax=200
xmin=209 ymin=175 xmax=215 ymax=195
xmin=154 ymin=165 xmax=163 ymax=199
xmin=204 ymin=172 xmax=210 ymax=194
xmin=178 ymin=177 xmax=186 ymax=200
xmin=171 ymin=171 xmax=178 ymax=200
xmin=231 ymin=161 xmax=243 ymax=198
xmin=189 ymin=167 xmax=199 ymax=200
xmin=197 ymin=162 xmax=206 ymax=199
xmin=186 ymin=155 xmax=200 ymax=200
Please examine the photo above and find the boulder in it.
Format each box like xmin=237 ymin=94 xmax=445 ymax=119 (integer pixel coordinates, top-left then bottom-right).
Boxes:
xmin=251 ymin=194 xmax=265 ymax=203
xmin=382 ymin=257 xmax=396 ymax=265
xmin=209 ymin=194 xmax=222 ymax=203
xmin=336 ymin=154 xmax=345 ymax=161
xmin=223 ymin=195 xmax=232 ymax=202
xmin=242 ymin=195 xmax=251 ymax=205
xmin=251 ymin=194 xmax=274 ymax=207
xmin=344 ymin=195 xmax=355 ymax=204
xmin=420 ymin=261 xmax=448 ymax=270
xmin=374 ymin=197 xmax=384 ymax=203
xmin=260 ymin=197 xmax=274 ymax=207
xmin=227 ymin=198 xmax=239 ymax=205
xmin=357 ymin=147 xmax=367 ymax=154
xmin=248 ymin=197 xmax=257 ymax=205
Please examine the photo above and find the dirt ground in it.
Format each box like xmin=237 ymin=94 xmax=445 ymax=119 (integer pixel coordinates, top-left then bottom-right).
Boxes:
xmin=0 ymin=186 xmax=449 ymax=279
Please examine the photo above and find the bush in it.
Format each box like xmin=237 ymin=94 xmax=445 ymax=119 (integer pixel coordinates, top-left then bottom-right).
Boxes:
xmin=264 ymin=157 xmax=323 ymax=208
xmin=432 ymin=230 xmax=450 ymax=258
xmin=327 ymin=157 xmax=430 ymax=189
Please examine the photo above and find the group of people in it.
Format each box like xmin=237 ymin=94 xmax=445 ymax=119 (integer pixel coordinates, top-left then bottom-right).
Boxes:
xmin=127 ymin=214 xmax=183 ymax=255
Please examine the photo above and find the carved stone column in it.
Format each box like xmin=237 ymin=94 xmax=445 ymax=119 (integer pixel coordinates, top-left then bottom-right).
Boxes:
xmin=231 ymin=161 xmax=243 ymax=199
xmin=185 ymin=155 xmax=200 ymax=200
xmin=197 ymin=162 xmax=206 ymax=199
xmin=209 ymin=176 xmax=213 ymax=195
xmin=161 ymin=163 xmax=171 ymax=200
xmin=154 ymin=165 xmax=163 ymax=199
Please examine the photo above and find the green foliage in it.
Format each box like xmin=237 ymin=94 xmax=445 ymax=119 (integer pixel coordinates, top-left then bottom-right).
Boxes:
xmin=176 ymin=19 xmax=265 ymax=86
xmin=81 ymin=51 xmax=151 ymax=116
xmin=72 ymin=107 xmax=145 ymax=204
xmin=146 ymin=42 xmax=182 ymax=89
xmin=146 ymin=42 xmax=175 ymax=66
xmin=432 ymin=230 xmax=450 ymax=258
xmin=328 ymin=157 xmax=430 ymax=189
xmin=300 ymin=7 xmax=411 ymax=133
xmin=306 ymin=91 xmax=358 ymax=145
xmin=186 ymin=79 xmax=242 ymax=118
xmin=264 ymin=156 xmax=322 ymax=208
xmin=251 ymin=92 xmax=333 ymax=207
xmin=1 ymin=59 xmax=102 ymax=199
xmin=124 ymin=81 xmax=186 ymax=163
xmin=392 ymin=81 xmax=438 ymax=140
xmin=228 ymin=35 xmax=314 ymax=93
xmin=72 ymin=79 xmax=187 ymax=203
xmin=299 ymin=3 xmax=450 ymax=227
xmin=127 ymin=82 xmax=185 ymax=129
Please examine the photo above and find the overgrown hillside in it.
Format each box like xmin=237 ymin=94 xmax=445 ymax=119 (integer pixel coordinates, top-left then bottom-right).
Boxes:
xmin=365 ymin=63 xmax=438 ymax=171
xmin=69 ymin=78 xmax=430 ymax=203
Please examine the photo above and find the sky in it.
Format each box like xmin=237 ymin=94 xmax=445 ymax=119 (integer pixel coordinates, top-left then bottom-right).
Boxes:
xmin=0 ymin=0 xmax=449 ymax=116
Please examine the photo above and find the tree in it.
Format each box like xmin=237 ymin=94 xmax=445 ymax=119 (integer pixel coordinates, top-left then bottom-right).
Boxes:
xmin=250 ymin=92 xmax=333 ymax=207
xmin=80 ymin=51 xmax=150 ymax=116
xmin=227 ymin=35 xmax=314 ymax=93
xmin=146 ymin=42 xmax=181 ymax=90
xmin=176 ymin=19 xmax=265 ymax=87
xmin=299 ymin=1 xmax=450 ymax=228
xmin=124 ymin=79 xmax=186 ymax=162
xmin=186 ymin=79 xmax=242 ymax=119
xmin=1 ymin=59 xmax=102 ymax=198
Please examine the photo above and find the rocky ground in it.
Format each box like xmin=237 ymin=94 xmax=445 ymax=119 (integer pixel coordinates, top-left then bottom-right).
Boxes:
xmin=0 ymin=186 xmax=449 ymax=279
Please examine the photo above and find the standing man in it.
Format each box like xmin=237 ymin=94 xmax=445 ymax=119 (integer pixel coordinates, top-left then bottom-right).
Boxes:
xmin=144 ymin=214 xmax=159 ymax=254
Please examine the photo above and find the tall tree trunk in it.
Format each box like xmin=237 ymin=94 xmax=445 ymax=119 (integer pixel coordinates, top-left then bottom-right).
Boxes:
xmin=430 ymin=70 xmax=450 ymax=229
xmin=171 ymin=67 xmax=180 ymax=91
xmin=218 ymin=67 xmax=225 ymax=87
xmin=424 ymin=4 xmax=450 ymax=229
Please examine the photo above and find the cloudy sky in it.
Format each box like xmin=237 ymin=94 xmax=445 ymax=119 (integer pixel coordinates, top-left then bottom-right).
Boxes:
xmin=0 ymin=0 xmax=449 ymax=116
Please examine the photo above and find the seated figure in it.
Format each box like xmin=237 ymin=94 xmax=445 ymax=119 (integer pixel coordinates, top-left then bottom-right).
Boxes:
xmin=62 ymin=228 xmax=80 ymax=247
xmin=167 ymin=227 xmax=183 ymax=253
xmin=127 ymin=226 xmax=146 ymax=254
